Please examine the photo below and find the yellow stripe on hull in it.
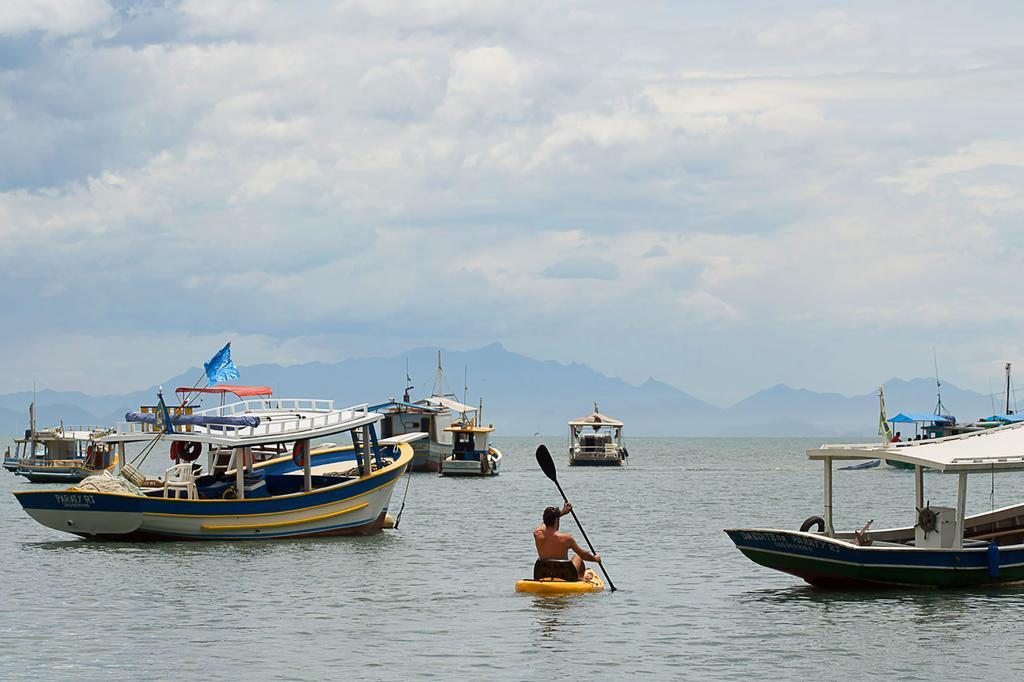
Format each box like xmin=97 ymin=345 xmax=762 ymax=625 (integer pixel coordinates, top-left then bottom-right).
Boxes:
xmin=200 ymin=502 xmax=369 ymax=531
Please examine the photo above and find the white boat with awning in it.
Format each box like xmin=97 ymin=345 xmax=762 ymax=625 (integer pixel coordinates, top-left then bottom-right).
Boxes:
xmin=568 ymin=404 xmax=628 ymax=466
xmin=726 ymin=422 xmax=1024 ymax=588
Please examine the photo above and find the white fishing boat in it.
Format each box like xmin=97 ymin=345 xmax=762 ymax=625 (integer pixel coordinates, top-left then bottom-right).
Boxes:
xmin=440 ymin=418 xmax=502 ymax=476
xmin=568 ymin=403 xmax=628 ymax=466
xmin=13 ymin=387 xmax=419 ymax=541
xmin=439 ymin=396 xmax=501 ymax=476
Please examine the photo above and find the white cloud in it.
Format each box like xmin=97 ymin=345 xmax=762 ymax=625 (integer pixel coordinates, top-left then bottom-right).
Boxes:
xmin=2 ymin=2 xmax=1024 ymax=403
xmin=0 ymin=0 xmax=111 ymax=36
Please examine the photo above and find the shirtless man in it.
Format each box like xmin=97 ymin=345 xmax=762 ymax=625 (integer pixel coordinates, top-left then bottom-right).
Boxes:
xmin=533 ymin=502 xmax=601 ymax=579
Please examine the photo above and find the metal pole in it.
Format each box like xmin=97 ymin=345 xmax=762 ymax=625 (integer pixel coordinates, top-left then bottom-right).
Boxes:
xmin=362 ymin=425 xmax=372 ymax=476
xmin=235 ymin=448 xmax=246 ymax=500
xmin=824 ymin=457 xmax=834 ymax=537
xmin=915 ymin=464 xmax=924 ymax=511
xmin=303 ymin=439 xmax=312 ymax=493
xmin=955 ymin=472 xmax=968 ymax=549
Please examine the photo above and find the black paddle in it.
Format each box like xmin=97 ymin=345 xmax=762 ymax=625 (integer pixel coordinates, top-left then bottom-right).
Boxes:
xmin=535 ymin=444 xmax=617 ymax=591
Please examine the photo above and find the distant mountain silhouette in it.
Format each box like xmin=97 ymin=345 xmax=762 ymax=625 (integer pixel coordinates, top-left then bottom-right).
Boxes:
xmin=0 ymin=343 xmax=1004 ymax=437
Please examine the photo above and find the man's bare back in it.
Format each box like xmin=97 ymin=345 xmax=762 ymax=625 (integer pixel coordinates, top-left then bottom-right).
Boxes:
xmin=534 ymin=502 xmax=600 ymax=579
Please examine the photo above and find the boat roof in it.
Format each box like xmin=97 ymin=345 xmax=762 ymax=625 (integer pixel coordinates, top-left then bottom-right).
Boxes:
xmin=369 ymin=400 xmax=443 ymax=414
xmin=176 ymin=385 xmax=273 ymax=398
xmin=103 ymin=399 xmax=381 ymax=447
xmin=18 ymin=428 xmax=111 ymax=443
xmin=569 ymin=412 xmax=623 ymax=427
xmin=810 ymin=421 xmax=1024 ymax=473
xmin=444 ymin=422 xmax=494 ymax=434
xmin=420 ymin=396 xmax=477 ymax=414
xmin=888 ymin=412 xmax=954 ymax=424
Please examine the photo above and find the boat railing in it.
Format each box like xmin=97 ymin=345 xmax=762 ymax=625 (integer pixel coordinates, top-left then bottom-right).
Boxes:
xmin=18 ymin=458 xmax=85 ymax=467
xmin=115 ymin=401 xmax=371 ymax=441
xmin=193 ymin=397 xmax=337 ymax=418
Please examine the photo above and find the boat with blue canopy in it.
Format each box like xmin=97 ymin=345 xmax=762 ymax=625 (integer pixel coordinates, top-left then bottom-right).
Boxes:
xmin=726 ymin=422 xmax=1024 ymax=588
xmin=13 ymin=386 xmax=420 ymax=541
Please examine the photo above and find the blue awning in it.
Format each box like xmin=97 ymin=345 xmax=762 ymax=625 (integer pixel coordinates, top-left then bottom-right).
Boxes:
xmin=888 ymin=412 xmax=954 ymax=424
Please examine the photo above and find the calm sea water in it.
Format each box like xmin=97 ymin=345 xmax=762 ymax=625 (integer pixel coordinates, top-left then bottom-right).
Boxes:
xmin=4 ymin=436 xmax=1024 ymax=680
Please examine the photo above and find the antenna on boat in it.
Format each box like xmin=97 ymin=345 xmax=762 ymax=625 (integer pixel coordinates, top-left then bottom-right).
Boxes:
xmin=403 ymin=358 xmax=413 ymax=403
xmin=932 ymin=348 xmax=948 ymax=418
xmin=1006 ymin=362 xmax=1014 ymax=415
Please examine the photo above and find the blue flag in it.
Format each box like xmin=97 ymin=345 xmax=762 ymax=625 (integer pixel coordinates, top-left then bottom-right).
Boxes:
xmin=204 ymin=342 xmax=240 ymax=386
xmin=156 ymin=389 xmax=175 ymax=434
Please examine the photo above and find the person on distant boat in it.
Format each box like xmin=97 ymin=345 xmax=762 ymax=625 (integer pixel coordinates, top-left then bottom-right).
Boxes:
xmin=891 ymin=432 xmax=902 ymax=443
xmin=533 ymin=502 xmax=601 ymax=580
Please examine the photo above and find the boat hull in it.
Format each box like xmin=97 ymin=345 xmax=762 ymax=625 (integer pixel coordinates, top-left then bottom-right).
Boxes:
xmin=725 ymin=528 xmax=1024 ymax=588
xmin=568 ymin=457 xmax=624 ymax=466
xmin=439 ymin=447 xmax=502 ymax=477
xmin=408 ymin=440 xmax=446 ymax=473
xmin=17 ymin=460 xmax=118 ymax=484
xmin=14 ymin=447 xmax=411 ymax=541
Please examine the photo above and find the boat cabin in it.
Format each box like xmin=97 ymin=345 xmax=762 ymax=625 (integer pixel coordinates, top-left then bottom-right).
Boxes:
xmin=568 ymin=403 xmax=626 ymax=465
xmin=446 ymin=421 xmax=493 ymax=461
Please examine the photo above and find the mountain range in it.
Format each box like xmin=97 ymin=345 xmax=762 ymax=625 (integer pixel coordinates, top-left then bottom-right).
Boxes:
xmin=0 ymin=343 xmax=1008 ymax=437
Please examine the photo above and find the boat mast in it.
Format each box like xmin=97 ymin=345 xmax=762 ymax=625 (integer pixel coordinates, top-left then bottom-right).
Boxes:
xmin=932 ymin=348 xmax=948 ymax=417
xmin=431 ymin=351 xmax=445 ymax=398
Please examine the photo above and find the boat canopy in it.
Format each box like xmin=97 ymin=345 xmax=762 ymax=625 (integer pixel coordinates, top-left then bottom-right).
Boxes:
xmin=105 ymin=399 xmax=381 ymax=446
xmin=888 ymin=412 xmax=954 ymax=424
xmin=125 ymin=412 xmax=262 ymax=428
xmin=421 ymin=396 xmax=477 ymax=414
xmin=176 ymin=385 xmax=273 ymax=398
xmin=569 ymin=412 xmax=624 ymax=427
xmin=369 ymin=400 xmax=442 ymax=413
xmin=809 ymin=422 xmax=1024 ymax=473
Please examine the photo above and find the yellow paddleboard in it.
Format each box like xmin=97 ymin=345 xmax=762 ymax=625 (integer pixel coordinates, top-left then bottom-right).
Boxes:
xmin=515 ymin=570 xmax=605 ymax=595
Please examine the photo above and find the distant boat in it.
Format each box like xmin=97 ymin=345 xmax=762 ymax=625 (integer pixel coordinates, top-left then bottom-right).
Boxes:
xmin=568 ymin=403 xmax=628 ymax=466
xmin=372 ymin=353 xmax=477 ymax=473
xmin=6 ymin=403 xmax=117 ymax=483
xmin=439 ymin=399 xmax=501 ymax=477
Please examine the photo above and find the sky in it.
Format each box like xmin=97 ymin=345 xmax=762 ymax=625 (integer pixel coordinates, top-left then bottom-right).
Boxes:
xmin=2 ymin=1 xmax=1024 ymax=405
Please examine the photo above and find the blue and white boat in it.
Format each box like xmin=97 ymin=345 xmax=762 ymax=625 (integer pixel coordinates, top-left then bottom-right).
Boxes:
xmin=726 ymin=423 xmax=1024 ymax=588
xmin=14 ymin=390 xmax=420 ymax=541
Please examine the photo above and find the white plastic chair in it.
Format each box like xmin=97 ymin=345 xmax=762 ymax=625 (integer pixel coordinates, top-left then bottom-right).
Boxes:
xmin=163 ymin=463 xmax=198 ymax=500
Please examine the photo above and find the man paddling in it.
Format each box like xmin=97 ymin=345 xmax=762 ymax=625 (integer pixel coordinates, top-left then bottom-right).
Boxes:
xmin=534 ymin=502 xmax=601 ymax=579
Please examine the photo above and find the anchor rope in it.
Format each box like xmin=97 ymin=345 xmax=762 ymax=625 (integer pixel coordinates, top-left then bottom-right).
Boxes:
xmin=393 ymin=460 xmax=414 ymax=529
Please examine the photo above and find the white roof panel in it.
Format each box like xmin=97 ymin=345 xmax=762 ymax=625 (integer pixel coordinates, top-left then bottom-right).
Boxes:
xmin=809 ymin=422 xmax=1024 ymax=473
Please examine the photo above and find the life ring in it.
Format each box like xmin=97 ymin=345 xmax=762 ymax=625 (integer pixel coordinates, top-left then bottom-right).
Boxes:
xmin=170 ymin=441 xmax=202 ymax=463
xmin=292 ymin=440 xmax=308 ymax=468
xmin=222 ymin=487 xmax=237 ymax=500
xmin=799 ymin=515 xmax=826 ymax=533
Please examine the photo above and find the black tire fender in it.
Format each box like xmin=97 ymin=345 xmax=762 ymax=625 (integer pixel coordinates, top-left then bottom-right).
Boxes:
xmin=799 ymin=515 xmax=825 ymax=533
